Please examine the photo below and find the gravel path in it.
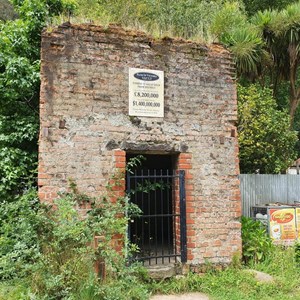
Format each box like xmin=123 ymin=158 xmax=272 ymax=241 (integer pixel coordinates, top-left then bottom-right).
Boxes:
xmin=150 ymin=292 xmax=210 ymax=299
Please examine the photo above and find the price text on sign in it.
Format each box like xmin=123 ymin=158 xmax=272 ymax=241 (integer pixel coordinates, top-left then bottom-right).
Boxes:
xmin=129 ymin=68 xmax=164 ymax=117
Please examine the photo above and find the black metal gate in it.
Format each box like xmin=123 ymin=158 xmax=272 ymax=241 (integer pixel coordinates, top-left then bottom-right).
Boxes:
xmin=126 ymin=169 xmax=187 ymax=265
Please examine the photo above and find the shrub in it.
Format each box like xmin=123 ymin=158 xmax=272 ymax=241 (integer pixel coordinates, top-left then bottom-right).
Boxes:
xmin=0 ymin=157 xmax=152 ymax=299
xmin=241 ymin=216 xmax=274 ymax=264
xmin=238 ymin=84 xmax=297 ymax=174
xmin=294 ymin=241 xmax=300 ymax=265
xmin=0 ymin=188 xmax=40 ymax=279
xmin=29 ymin=180 xmax=148 ymax=299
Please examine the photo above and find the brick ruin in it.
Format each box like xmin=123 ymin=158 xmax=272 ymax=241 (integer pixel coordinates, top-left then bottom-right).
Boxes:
xmin=38 ymin=23 xmax=241 ymax=268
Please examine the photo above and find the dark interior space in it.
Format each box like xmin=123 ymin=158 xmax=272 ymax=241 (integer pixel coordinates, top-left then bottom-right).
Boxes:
xmin=126 ymin=154 xmax=176 ymax=263
xmin=127 ymin=154 xmax=173 ymax=171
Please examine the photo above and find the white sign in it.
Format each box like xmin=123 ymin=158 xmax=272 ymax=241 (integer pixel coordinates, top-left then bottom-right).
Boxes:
xmin=129 ymin=68 xmax=164 ymax=117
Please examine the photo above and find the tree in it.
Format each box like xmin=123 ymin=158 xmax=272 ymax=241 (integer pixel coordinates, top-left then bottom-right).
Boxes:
xmin=0 ymin=0 xmax=76 ymax=200
xmin=211 ymin=2 xmax=265 ymax=76
xmin=242 ymin=0 xmax=296 ymax=16
xmin=251 ymin=3 xmax=300 ymax=125
xmin=238 ymin=84 xmax=297 ymax=174
xmin=212 ymin=2 xmax=300 ymax=127
xmin=0 ymin=18 xmax=40 ymax=199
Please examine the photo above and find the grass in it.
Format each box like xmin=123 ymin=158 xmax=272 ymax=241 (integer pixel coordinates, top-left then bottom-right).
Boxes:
xmin=0 ymin=280 xmax=30 ymax=300
xmin=150 ymin=269 xmax=299 ymax=300
xmin=1 ymin=247 xmax=300 ymax=299
xmin=149 ymin=246 xmax=300 ymax=300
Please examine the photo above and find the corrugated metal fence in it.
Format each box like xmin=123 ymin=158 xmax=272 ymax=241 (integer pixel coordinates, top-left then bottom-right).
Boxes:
xmin=239 ymin=174 xmax=300 ymax=217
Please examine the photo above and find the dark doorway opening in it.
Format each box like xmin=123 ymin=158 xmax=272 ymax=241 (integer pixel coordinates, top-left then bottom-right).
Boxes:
xmin=127 ymin=154 xmax=174 ymax=170
xmin=126 ymin=154 xmax=177 ymax=265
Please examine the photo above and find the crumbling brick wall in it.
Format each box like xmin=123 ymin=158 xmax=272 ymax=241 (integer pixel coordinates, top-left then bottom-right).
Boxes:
xmin=39 ymin=23 xmax=241 ymax=266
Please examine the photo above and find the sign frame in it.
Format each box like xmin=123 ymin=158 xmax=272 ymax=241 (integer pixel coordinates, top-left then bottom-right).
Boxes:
xmin=129 ymin=67 xmax=164 ymax=117
xmin=269 ymin=208 xmax=297 ymax=243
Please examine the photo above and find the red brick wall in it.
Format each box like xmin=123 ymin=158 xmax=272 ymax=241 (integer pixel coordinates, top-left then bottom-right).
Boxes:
xmin=177 ymin=153 xmax=195 ymax=261
xmin=39 ymin=23 xmax=241 ymax=267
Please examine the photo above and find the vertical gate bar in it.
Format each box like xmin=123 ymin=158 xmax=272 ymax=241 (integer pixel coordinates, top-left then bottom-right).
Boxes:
xmin=134 ymin=170 xmax=139 ymax=262
xmin=148 ymin=169 xmax=151 ymax=265
xmin=154 ymin=169 xmax=158 ymax=264
xmin=179 ymin=170 xmax=187 ymax=263
xmin=126 ymin=169 xmax=131 ymax=260
xmin=173 ymin=172 xmax=177 ymax=258
xmin=167 ymin=170 xmax=171 ymax=262
xmin=141 ymin=169 xmax=144 ymax=262
xmin=160 ymin=169 xmax=164 ymax=264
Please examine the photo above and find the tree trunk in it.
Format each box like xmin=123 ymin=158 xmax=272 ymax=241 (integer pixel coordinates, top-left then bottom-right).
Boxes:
xmin=288 ymin=43 xmax=299 ymax=127
xmin=290 ymin=96 xmax=299 ymax=126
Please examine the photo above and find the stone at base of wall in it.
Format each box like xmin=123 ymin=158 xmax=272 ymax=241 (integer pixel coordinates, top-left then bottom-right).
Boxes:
xmin=147 ymin=262 xmax=190 ymax=279
xmin=190 ymin=263 xmax=227 ymax=274
xmin=147 ymin=264 xmax=177 ymax=280
xmin=147 ymin=262 xmax=230 ymax=279
xmin=150 ymin=293 xmax=210 ymax=300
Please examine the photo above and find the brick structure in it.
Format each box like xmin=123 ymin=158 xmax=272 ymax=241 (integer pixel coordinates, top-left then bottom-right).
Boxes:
xmin=39 ymin=23 xmax=241 ymax=268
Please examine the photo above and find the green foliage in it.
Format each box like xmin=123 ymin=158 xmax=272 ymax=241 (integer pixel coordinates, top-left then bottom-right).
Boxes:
xmin=96 ymin=268 xmax=150 ymax=300
xmin=243 ymin=0 xmax=297 ymax=16
xmin=2 ymin=0 xmax=299 ymax=202
xmin=294 ymin=241 xmax=300 ymax=265
xmin=211 ymin=2 xmax=300 ymax=127
xmin=254 ymin=3 xmax=300 ymax=96
xmin=0 ymin=155 xmax=151 ymax=299
xmin=238 ymin=84 xmax=298 ymax=173
xmin=75 ymin=0 xmax=223 ymax=41
xmin=211 ymin=2 xmax=264 ymax=74
xmin=28 ymin=182 xmax=148 ymax=299
xmin=211 ymin=2 xmax=247 ymax=40
xmin=3 ymin=247 xmax=300 ymax=300
xmin=0 ymin=167 xmax=149 ymax=299
xmin=125 ymin=154 xmax=146 ymax=174
xmin=225 ymin=25 xmax=263 ymax=74
xmin=258 ymin=2 xmax=300 ymax=126
xmin=151 ymin=246 xmax=300 ymax=300
xmin=0 ymin=281 xmax=31 ymax=300
xmin=241 ymin=216 xmax=274 ymax=264
xmin=0 ymin=19 xmax=39 ymax=198
xmin=0 ymin=189 xmax=40 ymax=279
xmin=0 ymin=0 xmax=77 ymax=201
